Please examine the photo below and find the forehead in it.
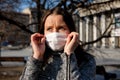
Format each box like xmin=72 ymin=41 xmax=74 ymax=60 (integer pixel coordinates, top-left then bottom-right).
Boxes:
xmin=45 ymin=14 xmax=65 ymax=24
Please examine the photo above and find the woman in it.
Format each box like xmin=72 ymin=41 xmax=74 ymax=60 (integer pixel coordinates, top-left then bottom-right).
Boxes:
xmin=20 ymin=7 xmax=96 ymax=80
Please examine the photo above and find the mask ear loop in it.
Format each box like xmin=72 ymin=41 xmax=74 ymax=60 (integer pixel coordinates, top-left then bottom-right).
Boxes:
xmin=38 ymin=38 xmax=41 ymax=43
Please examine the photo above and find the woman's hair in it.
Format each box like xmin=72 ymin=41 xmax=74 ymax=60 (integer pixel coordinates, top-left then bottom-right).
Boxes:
xmin=40 ymin=7 xmax=92 ymax=66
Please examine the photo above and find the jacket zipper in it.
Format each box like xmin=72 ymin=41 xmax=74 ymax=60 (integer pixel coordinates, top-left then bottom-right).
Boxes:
xmin=66 ymin=55 xmax=70 ymax=80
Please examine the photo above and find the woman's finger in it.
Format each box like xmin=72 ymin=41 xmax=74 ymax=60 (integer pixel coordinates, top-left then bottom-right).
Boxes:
xmin=31 ymin=33 xmax=44 ymax=43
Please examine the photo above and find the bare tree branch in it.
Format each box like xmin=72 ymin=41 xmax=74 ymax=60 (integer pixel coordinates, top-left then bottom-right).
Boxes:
xmin=0 ymin=13 xmax=33 ymax=34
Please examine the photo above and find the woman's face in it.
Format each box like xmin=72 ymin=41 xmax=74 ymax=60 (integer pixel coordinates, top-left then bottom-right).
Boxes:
xmin=44 ymin=14 xmax=70 ymax=36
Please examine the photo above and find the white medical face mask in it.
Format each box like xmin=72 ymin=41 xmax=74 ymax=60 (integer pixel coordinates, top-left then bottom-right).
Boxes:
xmin=45 ymin=32 xmax=67 ymax=51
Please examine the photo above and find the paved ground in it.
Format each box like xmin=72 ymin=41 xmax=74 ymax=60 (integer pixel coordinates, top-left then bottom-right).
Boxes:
xmin=1 ymin=46 xmax=120 ymax=80
xmin=0 ymin=66 xmax=24 ymax=80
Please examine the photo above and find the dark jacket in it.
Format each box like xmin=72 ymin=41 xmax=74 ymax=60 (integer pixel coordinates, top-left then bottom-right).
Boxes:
xmin=20 ymin=52 xmax=96 ymax=80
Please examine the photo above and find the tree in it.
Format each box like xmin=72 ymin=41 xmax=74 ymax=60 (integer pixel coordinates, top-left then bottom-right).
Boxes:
xmin=0 ymin=0 xmax=21 ymax=12
xmin=0 ymin=0 xmax=116 ymax=47
xmin=0 ymin=0 xmax=91 ymax=32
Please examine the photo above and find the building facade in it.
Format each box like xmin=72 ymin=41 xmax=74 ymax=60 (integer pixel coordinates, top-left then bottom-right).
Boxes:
xmin=74 ymin=0 xmax=120 ymax=48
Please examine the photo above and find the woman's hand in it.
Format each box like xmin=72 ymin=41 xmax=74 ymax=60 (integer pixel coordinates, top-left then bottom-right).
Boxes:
xmin=64 ymin=32 xmax=79 ymax=56
xmin=31 ymin=33 xmax=45 ymax=60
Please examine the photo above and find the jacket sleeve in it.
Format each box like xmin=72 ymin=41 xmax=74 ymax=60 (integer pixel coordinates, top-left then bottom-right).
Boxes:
xmin=61 ymin=53 xmax=96 ymax=80
xmin=19 ymin=56 xmax=43 ymax=80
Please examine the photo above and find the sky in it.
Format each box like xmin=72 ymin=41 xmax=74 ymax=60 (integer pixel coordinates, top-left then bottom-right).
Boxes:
xmin=19 ymin=0 xmax=36 ymax=12
xmin=19 ymin=0 xmax=93 ymax=12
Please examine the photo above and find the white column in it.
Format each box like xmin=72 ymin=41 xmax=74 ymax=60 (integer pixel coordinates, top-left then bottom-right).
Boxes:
xmin=29 ymin=13 xmax=36 ymax=32
xmin=79 ymin=19 xmax=83 ymax=41
xmin=109 ymin=13 xmax=115 ymax=48
xmin=85 ymin=17 xmax=89 ymax=42
xmin=101 ymin=14 xmax=106 ymax=47
xmin=93 ymin=16 xmax=97 ymax=47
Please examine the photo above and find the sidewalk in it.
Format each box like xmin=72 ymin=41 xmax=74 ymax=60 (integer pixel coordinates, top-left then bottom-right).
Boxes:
xmin=88 ymin=47 xmax=120 ymax=80
xmin=88 ymin=47 xmax=120 ymax=65
xmin=1 ymin=46 xmax=120 ymax=80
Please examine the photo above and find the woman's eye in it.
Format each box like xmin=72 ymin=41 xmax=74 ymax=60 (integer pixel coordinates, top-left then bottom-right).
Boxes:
xmin=47 ymin=27 xmax=52 ymax=31
xmin=59 ymin=27 xmax=65 ymax=30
